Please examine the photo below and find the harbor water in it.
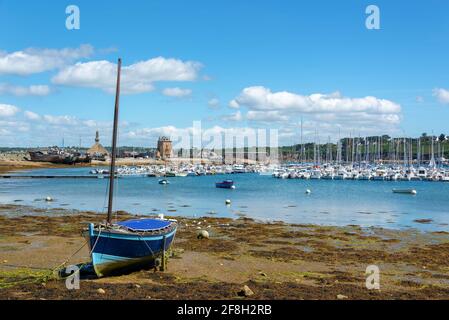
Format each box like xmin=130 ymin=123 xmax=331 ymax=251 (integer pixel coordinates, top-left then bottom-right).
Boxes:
xmin=1 ymin=167 xmax=449 ymax=232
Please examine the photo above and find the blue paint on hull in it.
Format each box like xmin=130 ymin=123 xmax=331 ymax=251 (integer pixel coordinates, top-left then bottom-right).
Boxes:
xmin=215 ymin=180 xmax=234 ymax=188
xmin=88 ymin=223 xmax=176 ymax=277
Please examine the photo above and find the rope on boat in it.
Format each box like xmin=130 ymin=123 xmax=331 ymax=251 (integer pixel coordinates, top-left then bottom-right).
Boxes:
xmin=137 ymin=233 xmax=155 ymax=257
xmin=52 ymin=224 xmax=103 ymax=279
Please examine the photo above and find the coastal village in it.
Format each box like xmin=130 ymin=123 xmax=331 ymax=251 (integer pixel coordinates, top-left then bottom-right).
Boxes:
xmin=1 ymin=129 xmax=449 ymax=299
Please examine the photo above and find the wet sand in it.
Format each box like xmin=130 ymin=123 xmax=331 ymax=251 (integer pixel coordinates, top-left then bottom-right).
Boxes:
xmin=0 ymin=204 xmax=448 ymax=300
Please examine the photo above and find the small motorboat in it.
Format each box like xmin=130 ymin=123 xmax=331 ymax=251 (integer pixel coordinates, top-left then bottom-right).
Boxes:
xmin=215 ymin=180 xmax=235 ymax=189
xmin=159 ymin=179 xmax=169 ymax=185
xmin=392 ymin=189 xmax=417 ymax=195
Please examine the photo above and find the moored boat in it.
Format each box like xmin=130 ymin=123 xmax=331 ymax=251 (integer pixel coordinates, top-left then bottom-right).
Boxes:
xmin=392 ymin=188 xmax=417 ymax=195
xmin=86 ymin=218 xmax=177 ymax=277
xmin=216 ymin=180 xmax=235 ymax=189
xmin=85 ymin=59 xmax=177 ymax=277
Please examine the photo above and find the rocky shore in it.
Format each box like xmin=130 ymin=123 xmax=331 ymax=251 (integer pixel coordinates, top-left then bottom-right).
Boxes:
xmin=0 ymin=204 xmax=448 ymax=300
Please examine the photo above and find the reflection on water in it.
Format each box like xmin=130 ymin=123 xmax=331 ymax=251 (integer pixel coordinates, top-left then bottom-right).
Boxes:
xmin=1 ymin=167 xmax=449 ymax=231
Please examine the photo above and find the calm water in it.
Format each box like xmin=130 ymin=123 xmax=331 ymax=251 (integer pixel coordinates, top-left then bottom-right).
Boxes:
xmin=1 ymin=167 xmax=449 ymax=231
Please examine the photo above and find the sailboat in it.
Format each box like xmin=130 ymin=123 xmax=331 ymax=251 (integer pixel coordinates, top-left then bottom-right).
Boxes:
xmin=84 ymin=58 xmax=177 ymax=277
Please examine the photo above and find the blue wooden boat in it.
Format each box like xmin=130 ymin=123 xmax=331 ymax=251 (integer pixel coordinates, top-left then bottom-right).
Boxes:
xmin=85 ymin=59 xmax=177 ymax=277
xmin=86 ymin=218 xmax=177 ymax=277
xmin=215 ymin=180 xmax=235 ymax=189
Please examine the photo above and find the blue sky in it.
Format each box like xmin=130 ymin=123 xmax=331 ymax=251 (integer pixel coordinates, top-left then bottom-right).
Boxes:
xmin=0 ymin=0 xmax=449 ymax=147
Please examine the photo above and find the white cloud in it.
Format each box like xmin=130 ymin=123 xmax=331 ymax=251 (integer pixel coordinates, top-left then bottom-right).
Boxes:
xmin=229 ymin=99 xmax=240 ymax=109
xmin=0 ymin=104 xmax=20 ymax=117
xmin=42 ymin=114 xmax=79 ymax=125
xmin=24 ymin=110 xmax=41 ymax=120
xmin=246 ymin=110 xmax=288 ymax=122
xmin=221 ymin=111 xmax=243 ymax=122
xmin=0 ymin=44 xmax=93 ymax=75
xmin=208 ymin=98 xmax=220 ymax=108
xmin=231 ymin=86 xmax=401 ymax=114
xmin=0 ymin=84 xmax=51 ymax=96
xmin=433 ymin=88 xmax=449 ymax=104
xmin=126 ymin=124 xmax=269 ymax=148
xmin=162 ymin=87 xmax=192 ymax=97
xmin=52 ymin=57 xmax=202 ymax=94
xmin=227 ymin=86 xmax=402 ymax=136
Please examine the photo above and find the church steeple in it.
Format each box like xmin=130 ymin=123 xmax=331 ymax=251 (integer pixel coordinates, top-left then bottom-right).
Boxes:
xmin=95 ymin=130 xmax=100 ymax=143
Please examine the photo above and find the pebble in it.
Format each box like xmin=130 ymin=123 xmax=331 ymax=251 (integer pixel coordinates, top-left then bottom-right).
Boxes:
xmin=2 ymin=260 xmax=7 ymax=263
xmin=135 ymin=284 xmax=141 ymax=289
xmin=238 ymin=285 xmax=254 ymax=297
xmin=97 ymin=288 xmax=106 ymax=294
xmin=337 ymin=294 xmax=348 ymax=300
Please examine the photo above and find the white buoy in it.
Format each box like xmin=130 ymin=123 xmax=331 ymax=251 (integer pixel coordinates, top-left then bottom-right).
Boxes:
xmin=305 ymin=189 xmax=311 ymax=194
xmin=45 ymin=196 xmax=53 ymax=202
xmin=197 ymin=230 xmax=209 ymax=239
xmin=231 ymin=185 xmax=236 ymax=189
xmin=225 ymin=199 xmax=231 ymax=205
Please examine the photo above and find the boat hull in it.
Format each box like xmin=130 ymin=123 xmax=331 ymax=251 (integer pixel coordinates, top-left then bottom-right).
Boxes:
xmin=87 ymin=223 xmax=176 ymax=277
xmin=216 ymin=183 xmax=233 ymax=188
xmin=215 ymin=180 xmax=234 ymax=189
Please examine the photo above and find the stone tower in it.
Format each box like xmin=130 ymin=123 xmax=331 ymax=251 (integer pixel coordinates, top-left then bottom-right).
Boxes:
xmin=157 ymin=136 xmax=172 ymax=159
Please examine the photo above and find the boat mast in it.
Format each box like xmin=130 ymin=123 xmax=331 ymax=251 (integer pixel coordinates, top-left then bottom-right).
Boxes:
xmin=107 ymin=58 xmax=122 ymax=224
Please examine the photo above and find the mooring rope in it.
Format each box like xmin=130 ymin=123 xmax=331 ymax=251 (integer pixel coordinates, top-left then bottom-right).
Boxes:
xmin=52 ymin=224 xmax=103 ymax=279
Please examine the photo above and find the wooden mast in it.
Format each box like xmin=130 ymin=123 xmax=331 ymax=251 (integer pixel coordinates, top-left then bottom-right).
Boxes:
xmin=107 ymin=58 xmax=122 ymax=224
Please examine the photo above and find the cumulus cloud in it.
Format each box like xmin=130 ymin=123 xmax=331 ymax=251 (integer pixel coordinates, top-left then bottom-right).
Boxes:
xmin=230 ymin=86 xmax=401 ymax=114
xmin=228 ymin=99 xmax=240 ymax=109
xmin=162 ymin=87 xmax=192 ymax=97
xmin=221 ymin=111 xmax=243 ymax=122
xmin=0 ymin=84 xmax=51 ymax=96
xmin=208 ymin=98 xmax=220 ymax=108
xmin=433 ymin=88 xmax=449 ymax=104
xmin=52 ymin=57 xmax=202 ymax=94
xmin=42 ymin=114 xmax=78 ymax=125
xmin=0 ymin=44 xmax=93 ymax=75
xmin=226 ymin=86 xmax=402 ymax=137
xmin=0 ymin=104 xmax=20 ymax=117
xmin=24 ymin=110 xmax=41 ymax=120
xmin=246 ymin=110 xmax=288 ymax=122
xmin=0 ymin=108 xmax=133 ymax=146
xmin=126 ymin=124 xmax=272 ymax=148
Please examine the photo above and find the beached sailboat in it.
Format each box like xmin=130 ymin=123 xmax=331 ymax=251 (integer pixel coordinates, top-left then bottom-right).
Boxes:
xmin=84 ymin=59 xmax=177 ymax=277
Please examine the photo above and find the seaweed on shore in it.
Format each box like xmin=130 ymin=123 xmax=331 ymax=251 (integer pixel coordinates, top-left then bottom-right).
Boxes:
xmin=0 ymin=268 xmax=55 ymax=289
